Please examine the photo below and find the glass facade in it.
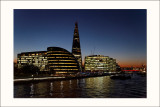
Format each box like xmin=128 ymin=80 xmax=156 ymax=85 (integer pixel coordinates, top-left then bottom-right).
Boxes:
xmin=72 ymin=22 xmax=82 ymax=71
xmin=108 ymin=58 xmax=117 ymax=72
xmin=84 ymin=55 xmax=117 ymax=72
xmin=47 ymin=47 xmax=80 ymax=74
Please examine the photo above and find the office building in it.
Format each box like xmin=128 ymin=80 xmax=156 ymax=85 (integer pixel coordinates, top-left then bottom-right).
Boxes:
xmin=17 ymin=47 xmax=80 ymax=74
xmin=17 ymin=51 xmax=48 ymax=71
xmin=72 ymin=22 xmax=82 ymax=71
xmin=108 ymin=58 xmax=117 ymax=72
xmin=84 ymin=55 xmax=117 ymax=72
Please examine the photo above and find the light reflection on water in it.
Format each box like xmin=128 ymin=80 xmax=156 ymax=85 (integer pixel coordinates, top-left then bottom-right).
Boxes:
xmin=49 ymin=82 xmax=53 ymax=96
xmin=30 ymin=83 xmax=34 ymax=97
xmin=14 ymin=75 xmax=146 ymax=98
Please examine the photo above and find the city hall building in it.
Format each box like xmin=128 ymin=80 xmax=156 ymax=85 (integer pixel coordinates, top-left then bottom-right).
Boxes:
xmin=84 ymin=55 xmax=117 ymax=72
xmin=47 ymin=47 xmax=80 ymax=74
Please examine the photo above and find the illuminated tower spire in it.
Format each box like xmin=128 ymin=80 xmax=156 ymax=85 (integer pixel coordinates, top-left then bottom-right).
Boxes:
xmin=72 ymin=22 xmax=82 ymax=71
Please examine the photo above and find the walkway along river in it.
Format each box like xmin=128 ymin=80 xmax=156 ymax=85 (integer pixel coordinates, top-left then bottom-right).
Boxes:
xmin=14 ymin=74 xmax=146 ymax=98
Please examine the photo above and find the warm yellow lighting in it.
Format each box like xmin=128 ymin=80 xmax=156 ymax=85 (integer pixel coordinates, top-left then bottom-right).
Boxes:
xmin=49 ymin=63 xmax=77 ymax=64
xmin=50 ymin=66 xmax=77 ymax=67
xmin=53 ymin=69 xmax=78 ymax=70
xmin=48 ymin=54 xmax=71 ymax=56
xmin=47 ymin=57 xmax=55 ymax=58
xmin=47 ymin=51 xmax=68 ymax=53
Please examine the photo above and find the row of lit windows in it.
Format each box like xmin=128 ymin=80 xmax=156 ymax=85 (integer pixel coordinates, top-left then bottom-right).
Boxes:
xmin=53 ymin=69 xmax=78 ymax=71
xmin=47 ymin=57 xmax=55 ymax=58
xmin=19 ymin=61 xmax=28 ymax=63
xmin=34 ymin=59 xmax=47 ymax=61
xmin=21 ymin=53 xmax=47 ymax=56
xmin=20 ymin=56 xmax=47 ymax=59
xmin=19 ymin=60 xmax=27 ymax=61
xmin=85 ymin=62 xmax=116 ymax=64
xmin=20 ymin=56 xmax=40 ymax=58
xmin=47 ymin=54 xmax=71 ymax=56
xmin=85 ymin=66 xmax=109 ymax=68
xmin=50 ymin=66 xmax=77 ymax=67
xmin=85 ymin=68 xmax=116 ymax=70
xmin=85 ymin=64 xmax=108 ymax=65
xmin=85 ymin=66 xmax=108 ymax=68
xmin=48 ymin=57 xmax=75 ymax=59
xmin=48 ymin=60 xmax=75 ymax=62
xmin=72 ymin=47 xmax=79 ymax=49
xmin=47 ymin=57 xmax=74 ymax=59
xmin=85 ymin=63 xmax=108 ymax=65
xmin=85 ymin=60 xmax=107 ymax=62
xmin=74 ymin=54 xmax=81 ymax=57
xmin=19 ymin=62 xmax=48 ymax=65
xmin=48 ymin=63 xmax=77 ymax=64
xmin=85 ymin=67 xmax=109 ymax=69
xmin=56 ymin=72 xmax=77 ymax=74
xmin=21 ymin=59 xmax=47 ymax=61
xmin=85 ymin=61 xmax=108 ymax=64
xmin=86 ymin=57 xmax=109 ymax=59
xmin=85 ymin=70 xmax=109 ymax=71
xmin=85 ymin=59 xmax=116 ymax=62
xmin=85 ymin=66 xmax=115 ymax=68
xmin=85 ymin=64 xmax=108 ymax=66
xmin=19 ymin=60 xmax=48 ymax=62
xmin=85 ymin=69 xmax=109 ymax=70
xmin=19 ymin=62 xmax=47 ymax=64
xmin=29 ymin=57 xmax=46 ymax=59
xmin=47 ymin=51 xmax=67 ymax=53
xmin=56 ymin=57 xmax=69 ymax=58
xmin=85 ymin=64 xmax=116 ymax=67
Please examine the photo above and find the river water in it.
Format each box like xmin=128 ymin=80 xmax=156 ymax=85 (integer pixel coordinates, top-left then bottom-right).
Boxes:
xmin=14 ymin=74 xmax=146 ymax=98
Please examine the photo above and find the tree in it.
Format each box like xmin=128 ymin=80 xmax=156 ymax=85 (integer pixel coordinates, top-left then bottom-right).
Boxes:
xmin=20 ymin=64 xmax=40 ymax=75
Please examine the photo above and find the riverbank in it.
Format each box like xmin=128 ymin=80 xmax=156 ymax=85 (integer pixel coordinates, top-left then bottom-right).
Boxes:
xmin=14 ymin=74 xmax=109 ymax=84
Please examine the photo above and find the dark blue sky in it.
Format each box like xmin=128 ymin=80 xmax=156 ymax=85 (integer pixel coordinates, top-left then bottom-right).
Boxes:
xmin=14 ymin=9 xmax=146 ymax=67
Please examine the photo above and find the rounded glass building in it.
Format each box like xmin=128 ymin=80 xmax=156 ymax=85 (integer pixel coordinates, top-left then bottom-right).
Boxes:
xmin=47 ymin=47 xmax=80 ymax=75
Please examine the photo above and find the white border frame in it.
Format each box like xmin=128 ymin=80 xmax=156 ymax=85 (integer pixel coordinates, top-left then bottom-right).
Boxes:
xmin=1 ymin=1 xmax=159 ymax=107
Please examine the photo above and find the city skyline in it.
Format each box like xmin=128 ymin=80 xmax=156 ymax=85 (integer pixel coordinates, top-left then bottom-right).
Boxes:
xmin=14 ymin=9 xmax=146 ymax=67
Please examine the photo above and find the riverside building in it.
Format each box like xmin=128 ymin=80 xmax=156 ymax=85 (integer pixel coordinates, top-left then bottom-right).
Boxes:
xmin=17 ymin=47 xmax=80 ymax=74
xmin=47 ymin=47 xmax=80 ymax=74
xmin=84 ymin=55 xmax=117 ymax=73
xmin=17 ymin=51 xmax=48 ymax=71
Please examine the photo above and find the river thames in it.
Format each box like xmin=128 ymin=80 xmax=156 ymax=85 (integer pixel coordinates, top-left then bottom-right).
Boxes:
xmin=14 ymin=74 xmax=146 ymax=98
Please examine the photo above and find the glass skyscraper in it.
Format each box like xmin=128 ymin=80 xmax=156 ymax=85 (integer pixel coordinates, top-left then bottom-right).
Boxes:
xmin=72 ymin=22 xmax=82 ymax=71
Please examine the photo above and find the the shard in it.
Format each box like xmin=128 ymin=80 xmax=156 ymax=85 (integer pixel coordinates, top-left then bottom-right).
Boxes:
xmin=72 ymin=22 xmax=82 ymax=71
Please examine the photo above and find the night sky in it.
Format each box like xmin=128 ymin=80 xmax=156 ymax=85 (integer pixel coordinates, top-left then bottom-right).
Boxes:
xmin=14 ymin=9 xmax=146 ymax=67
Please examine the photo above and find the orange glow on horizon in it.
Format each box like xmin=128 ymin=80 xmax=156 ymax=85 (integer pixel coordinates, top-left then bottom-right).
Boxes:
xmin=14 ymin=59 xmax=17 ymax=63
xmin=118 ymin=63 xmax=146 ymax=68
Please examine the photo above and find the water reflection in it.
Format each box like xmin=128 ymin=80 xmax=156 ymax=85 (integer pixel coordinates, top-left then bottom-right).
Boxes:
xmin=60 ymin=81 xmax=63 ymax=90
xmin=69 ymin=80 xmax=72 ymax=84
xmin=14 ymin=75 xmax=146 ymax=98
xmin=77 ymin=79 xmax=79 ymax=85
xmin=30 ymin=83 xmax=34 ymax=97
xmin=49 ymin=82 xmax=53 ymax=96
